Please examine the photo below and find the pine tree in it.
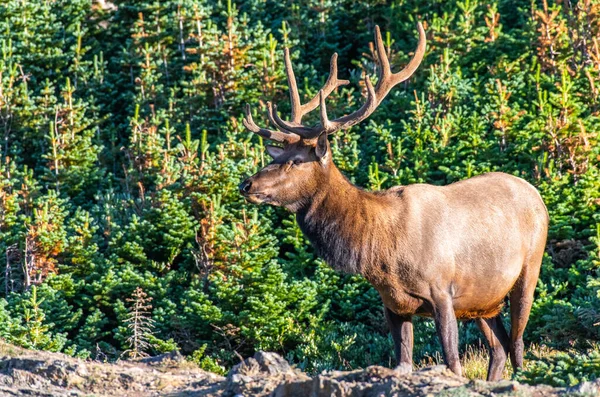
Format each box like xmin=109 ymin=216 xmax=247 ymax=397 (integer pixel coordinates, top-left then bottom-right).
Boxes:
xmin=17 ymin=285 xmax=67 ymax=352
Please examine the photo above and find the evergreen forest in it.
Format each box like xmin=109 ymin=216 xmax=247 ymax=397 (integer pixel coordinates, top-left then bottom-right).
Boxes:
xmin=0 ymin=0 xmax=599 ymax=386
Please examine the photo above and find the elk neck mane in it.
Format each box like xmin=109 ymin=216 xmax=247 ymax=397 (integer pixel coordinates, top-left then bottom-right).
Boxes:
xmin=295 ymin=162 xmax=406 ymax=275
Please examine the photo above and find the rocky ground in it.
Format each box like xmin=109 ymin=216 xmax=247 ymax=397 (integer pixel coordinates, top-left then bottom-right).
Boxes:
xmin=0 ymin=343 xmax=597 ymax=396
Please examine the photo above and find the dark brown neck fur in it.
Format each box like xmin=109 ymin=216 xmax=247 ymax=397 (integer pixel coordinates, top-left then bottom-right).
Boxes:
xmin=296 ymin=163 xmax=404 ymax=275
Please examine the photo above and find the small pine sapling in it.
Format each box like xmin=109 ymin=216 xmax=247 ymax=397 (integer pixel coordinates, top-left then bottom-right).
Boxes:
xmin=123 ymin=287 xmax=155 ymax=359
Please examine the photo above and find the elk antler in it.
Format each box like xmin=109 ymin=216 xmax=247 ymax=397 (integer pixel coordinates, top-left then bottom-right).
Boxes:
xmin=280 ymin=49 xmax=350 ymax=125
xmin=243 ymin=23 xmax=426 ymax=143
xmin=243 ymin=104 xmax=301 ymax=144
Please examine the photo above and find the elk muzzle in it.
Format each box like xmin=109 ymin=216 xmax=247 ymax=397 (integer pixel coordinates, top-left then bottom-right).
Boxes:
xmin=239 ymin=176 xmax=271 ymax=204
xmin=239 ymin=179 xmax=252 ymax=194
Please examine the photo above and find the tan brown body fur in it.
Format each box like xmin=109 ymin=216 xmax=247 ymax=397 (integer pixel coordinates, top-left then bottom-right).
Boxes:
xmin=296 ymin=165 xmax=548 ymax=321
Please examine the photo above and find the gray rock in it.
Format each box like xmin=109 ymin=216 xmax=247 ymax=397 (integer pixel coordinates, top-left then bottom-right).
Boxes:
xmin=0 ymin=343 xmax=591 ymax=396
xmin=225 ymin=351 xmax=306 ymax=396
xmin=137 ymin=350 xmax=185 ymax=365
xmin=568 ymin=379 xmax=600 ymax=395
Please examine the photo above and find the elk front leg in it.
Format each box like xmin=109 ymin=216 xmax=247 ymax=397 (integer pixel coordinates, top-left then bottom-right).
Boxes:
xmin=384 ymin=307 xmax=413 ymax=373
xmin=432 ymin=294 xmax=462 ymax=376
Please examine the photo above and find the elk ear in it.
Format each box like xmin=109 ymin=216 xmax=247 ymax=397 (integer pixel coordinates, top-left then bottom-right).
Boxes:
xmin=315 ymin=133 xmax=330 ymax=163
xmin=265 ymin=145 xmax=285 ymax=159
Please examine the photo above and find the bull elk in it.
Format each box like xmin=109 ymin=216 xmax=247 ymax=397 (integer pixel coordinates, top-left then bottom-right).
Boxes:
xmin=238 ymin=23 xmax=548 ymax=381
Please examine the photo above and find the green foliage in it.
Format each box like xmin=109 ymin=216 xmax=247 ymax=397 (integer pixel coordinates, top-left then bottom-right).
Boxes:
xmin=6 ymin=286 xmax=68 ymax=352
xmin=189 ymin=344 xmax=226 ymax=375
xmin=0 ymin=299 xmax=24 ymax=342
xmin=0 ymin=0 xmax=598 ymax=386
xmin=517 ymin=349 xmax=600 ymax=387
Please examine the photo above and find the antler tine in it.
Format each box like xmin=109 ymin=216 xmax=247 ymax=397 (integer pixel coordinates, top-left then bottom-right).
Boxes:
xmin=274 ymin=50 xmax=350 ymax=130
xmin=298 ymin=53 xmax=350 ymax=119
xmin=269 ymin=102 xmax=324 ymax=137
xmin=318 ymin=90 xmax=332 ymax=132
xmin=320 ymin=75 xmax=377 ymax=133
xmin=266 ymin=101 xmax=311 ymax=137
xmin=283 ymin=48 xmax=303 ymax=124
xmin=243 ymin=104 xmax=300 ymax=144
xmin=373 ymin=22 xmax=426 ymax=105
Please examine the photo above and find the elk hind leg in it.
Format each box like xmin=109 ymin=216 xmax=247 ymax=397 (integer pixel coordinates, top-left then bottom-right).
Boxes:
xmin=509 ymin=257 xmax=542 ymax=372
xmin=475 ymin=315 xmax=510 ymax=381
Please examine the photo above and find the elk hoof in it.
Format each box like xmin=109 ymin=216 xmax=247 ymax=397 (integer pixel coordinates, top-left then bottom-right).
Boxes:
xmin=394 ymin=362 xmax=413 ymax=375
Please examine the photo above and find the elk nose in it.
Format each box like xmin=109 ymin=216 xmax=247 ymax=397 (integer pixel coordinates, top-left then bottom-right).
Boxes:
xmin=239 ymin=180 xmax=252 ymax=194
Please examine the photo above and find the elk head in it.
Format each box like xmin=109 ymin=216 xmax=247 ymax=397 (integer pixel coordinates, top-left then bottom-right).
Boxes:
xmin=239 ymin=24 xmax=426 ymax=211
